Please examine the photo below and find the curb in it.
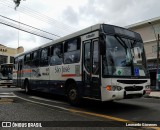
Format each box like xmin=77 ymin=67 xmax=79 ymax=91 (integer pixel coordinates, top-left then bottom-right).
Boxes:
xmin=148 ymin=96 xmax=160 ymax=99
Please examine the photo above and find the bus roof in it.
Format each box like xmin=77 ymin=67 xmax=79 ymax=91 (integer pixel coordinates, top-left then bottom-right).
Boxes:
xmin=15 ymin=23 xmax=136 ymax=58
xmin=15 ymin=23 xmax=102 ymax=58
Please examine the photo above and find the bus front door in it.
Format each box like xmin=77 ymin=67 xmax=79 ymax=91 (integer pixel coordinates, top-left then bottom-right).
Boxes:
xmin=83 ymin=39 xmax=101 ymax=99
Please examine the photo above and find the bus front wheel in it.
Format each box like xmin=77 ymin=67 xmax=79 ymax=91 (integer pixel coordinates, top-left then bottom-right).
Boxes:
xmin=67 ymin=83 xmax=81 ymax=106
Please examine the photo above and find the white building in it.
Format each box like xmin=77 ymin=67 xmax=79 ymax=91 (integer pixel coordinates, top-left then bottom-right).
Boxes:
xmin=0 ymin=44 xmax=24 ymax=64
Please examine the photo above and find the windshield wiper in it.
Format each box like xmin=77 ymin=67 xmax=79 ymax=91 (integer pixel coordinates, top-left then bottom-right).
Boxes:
xmin=115 ymin=35 xmax=128 ymax=49
xmin=130 ymin=40 xmax=136 ymax=48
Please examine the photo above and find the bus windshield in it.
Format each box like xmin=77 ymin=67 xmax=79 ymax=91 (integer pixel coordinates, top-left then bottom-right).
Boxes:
xmin=0 ymin=64 xmax=13 ymax=77
xmin=102 ymin=35 xmax=148 ymax=77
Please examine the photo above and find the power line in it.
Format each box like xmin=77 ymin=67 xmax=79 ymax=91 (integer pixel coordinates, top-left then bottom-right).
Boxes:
xmin=0 ymin=14 xmax=61 ymax=38
xmin=1 ymin=0 xmax=77 ymax=33
xmin=0 ymin=2 xmax=69 ymax=36
xmin=0 ymin=18 xmax=54 ymax=40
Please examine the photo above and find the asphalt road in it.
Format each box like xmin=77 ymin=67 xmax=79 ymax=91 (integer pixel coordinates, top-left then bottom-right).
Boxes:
xmin=0 ymin=86 xmax=160 ymax=130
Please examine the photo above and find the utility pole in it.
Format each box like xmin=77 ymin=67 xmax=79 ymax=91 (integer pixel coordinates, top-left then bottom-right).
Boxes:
xmin=157 ymin=34 xmax=160 ymax=90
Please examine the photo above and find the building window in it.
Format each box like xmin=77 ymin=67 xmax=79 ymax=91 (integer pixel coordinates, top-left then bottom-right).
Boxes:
xmin=10 ymin=56 xmax=14 ymax=63
xmin=0 ymin=55 xmax=7 ymax=64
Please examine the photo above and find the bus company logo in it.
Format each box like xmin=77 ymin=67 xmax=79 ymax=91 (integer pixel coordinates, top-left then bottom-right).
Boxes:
xmin=133 ymin=85 xmax=136 ymax=88
xmin=32 ymin=68 xmax=41 ymax=77
xmin=2 ymin=122 xmax=11 ymax=127
xmin=86 ymin=33 xmax=95 ymax=39
xmin=62 ymin=66 xmax=70 ymax=73
xmin=55 ymin=66 xmax=61 ymax=73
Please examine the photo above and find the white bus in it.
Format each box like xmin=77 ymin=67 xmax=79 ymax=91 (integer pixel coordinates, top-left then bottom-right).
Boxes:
xmin=13 ymin=24 xmax=150 ymax=105
xmin=0 ymin=63 xmax=13 ymax=87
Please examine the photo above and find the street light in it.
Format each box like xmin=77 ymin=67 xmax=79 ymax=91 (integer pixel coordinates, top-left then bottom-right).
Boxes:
xmin=148 ymin=22 xmax=160 ymax=90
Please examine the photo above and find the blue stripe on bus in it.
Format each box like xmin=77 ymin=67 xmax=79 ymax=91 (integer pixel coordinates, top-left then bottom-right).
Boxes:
xmin=13 ymin=79 xmax=83 ymax=95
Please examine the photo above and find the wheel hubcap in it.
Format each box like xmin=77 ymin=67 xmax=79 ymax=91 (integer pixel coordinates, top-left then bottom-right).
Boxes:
xmin=69 ymin=89 xmax=77 ymax=100
xmin=25 ymin=84 xmax=28 ymax=92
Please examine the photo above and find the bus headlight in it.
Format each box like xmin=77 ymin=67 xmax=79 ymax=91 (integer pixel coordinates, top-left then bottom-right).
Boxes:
xmin=111 ymin=86 xmax=117 ymax=91
xmin=117 ymin=86 xmax=122 ymax=91
xmin=106 ymin=85 xmax=122 ymax=91
xmin=145 ymin=85 xmax=150 ymax=89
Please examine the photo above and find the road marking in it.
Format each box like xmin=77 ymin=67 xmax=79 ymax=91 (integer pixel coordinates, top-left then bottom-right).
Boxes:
xmin=0 ymin=93 xmax=13 ymax=95
xmin=29 ymin=96 xmax=67 ymax=105
xmin=14 ymin=94 xmax=159 ymax=130
xmin=69 ymin=109 xmax=160 ymax=130
xmin=16 ymin=95 xmax=69 ymax=111
xmin=0 ymin=92 xmax=17 ymax=97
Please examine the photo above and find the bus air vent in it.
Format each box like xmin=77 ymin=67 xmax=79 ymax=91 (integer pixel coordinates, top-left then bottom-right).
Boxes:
xmin=117 ymin=80 xmax=147 ymax=84
xmin=125 ymin=86 xmax=143 ymax=91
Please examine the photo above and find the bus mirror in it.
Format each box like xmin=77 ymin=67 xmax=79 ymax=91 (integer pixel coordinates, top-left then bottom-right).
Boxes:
xmin=99 ymin=34 xmax=106 ymax=55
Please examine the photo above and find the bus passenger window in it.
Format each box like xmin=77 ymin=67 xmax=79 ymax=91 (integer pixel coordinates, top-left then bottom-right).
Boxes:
xmin=32 ymin=51 xmax=39 ymax=67
xmin=41 ymin=49 xmax=48 ymax=59
xmin=40 ymin=48 xmax=49 ymax=66
xmin=93 ymin=41 xmax=99 ymax=75
xmin=24 ymin=54 xmax=31 ymax=68
xmin=64 ymin=38 xmax=80 ymax=64
xmin=50 ymin=44 xmax=63 ymax=65
xmin=84 ymin=42 xmax=91 ymax=73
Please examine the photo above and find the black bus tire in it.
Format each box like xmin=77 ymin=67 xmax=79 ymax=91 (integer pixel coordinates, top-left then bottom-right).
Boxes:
xmin=7 ymin=85 xmax=10 ymax=88
xmin=67 ymin=83 xmax=81 ymax=106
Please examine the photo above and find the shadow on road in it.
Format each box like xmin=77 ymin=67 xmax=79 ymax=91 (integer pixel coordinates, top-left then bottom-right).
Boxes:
xmin=14 ymin=90 xmax=147 ymax=116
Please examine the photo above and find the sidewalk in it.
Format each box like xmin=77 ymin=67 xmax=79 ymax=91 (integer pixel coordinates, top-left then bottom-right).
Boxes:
xmin=145 ymin=90 xmax=160 ymax=98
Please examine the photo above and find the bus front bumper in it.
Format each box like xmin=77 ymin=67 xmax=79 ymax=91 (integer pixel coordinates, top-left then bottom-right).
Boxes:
xmin=0 ymin=80 xmax=13 ymax=86
xmin=101 ymin=87 xmax=145 ymax=101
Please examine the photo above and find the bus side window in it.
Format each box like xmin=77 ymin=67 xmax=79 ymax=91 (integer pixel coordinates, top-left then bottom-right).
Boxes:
xmin=24 ymin=54 xmax=31 ymax=68
xmin=50 ymin=43 xmax=63 ymax=66
xmin=40 ymin=47 xmax=49 ymax=67
xmin=32 ymin=51 xmax=39 ymax=67
xmin=64 ymin=38 xmax=81 ymax=64
xmin=93 ymin=41 xmax=99 ymax=75
xmin=14 ymin=58 xmax=18 ymax=70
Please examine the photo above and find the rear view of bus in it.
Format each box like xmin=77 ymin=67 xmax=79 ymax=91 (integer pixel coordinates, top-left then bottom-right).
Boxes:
xmin=0 ymin=63 xmax=13 ymax=88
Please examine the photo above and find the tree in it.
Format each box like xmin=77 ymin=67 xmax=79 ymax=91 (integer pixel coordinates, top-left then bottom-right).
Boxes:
xmin=13 ymin=0 xmax=25 ymax=10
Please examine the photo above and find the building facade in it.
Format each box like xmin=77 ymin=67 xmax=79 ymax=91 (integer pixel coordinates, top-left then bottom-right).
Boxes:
xmin=127 ymin=16 xmax=160 ymax=88
xmin=0 ymin=44 xmax=24 ymax=64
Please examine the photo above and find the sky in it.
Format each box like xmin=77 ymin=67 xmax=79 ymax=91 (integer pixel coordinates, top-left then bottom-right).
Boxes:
xmin=0 ymin=0 xmax=160 ymax=51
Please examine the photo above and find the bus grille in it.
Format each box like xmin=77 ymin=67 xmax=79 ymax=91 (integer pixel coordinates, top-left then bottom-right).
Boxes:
xmin=117 ymin=80 xmax=147 ymax=84
xmin=125 ymin=86 xmax=143 ymax=91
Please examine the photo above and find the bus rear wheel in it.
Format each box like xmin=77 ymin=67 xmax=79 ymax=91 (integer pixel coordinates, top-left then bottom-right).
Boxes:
xmin=67 ymin=83 xmax=81 ymax=106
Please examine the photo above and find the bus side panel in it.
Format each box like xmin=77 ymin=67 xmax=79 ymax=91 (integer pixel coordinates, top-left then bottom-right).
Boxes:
xmin=12 ymin=69 xmax=17 ymax=86
xmin=49 ymin=63 xmax=82 ymax=95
